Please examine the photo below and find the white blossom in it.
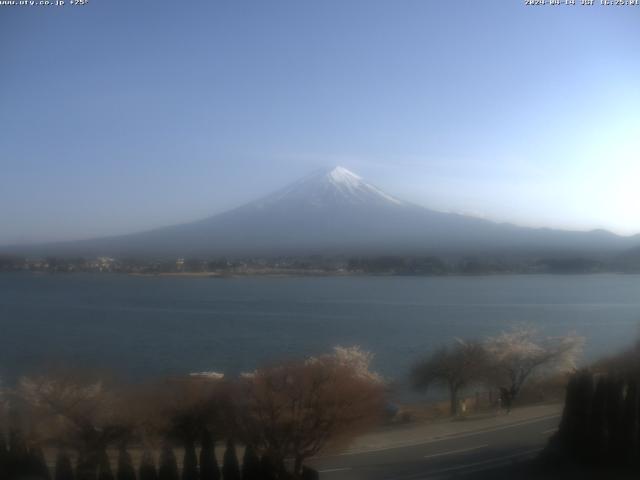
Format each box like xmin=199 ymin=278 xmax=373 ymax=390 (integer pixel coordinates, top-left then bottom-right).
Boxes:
xmin=484 ymin=326 xmax=584 ymax=396
xmin=307 ymin=345 xmax=384 ymax=384
xmin=188 ymin=371 xmax=225 ymax=380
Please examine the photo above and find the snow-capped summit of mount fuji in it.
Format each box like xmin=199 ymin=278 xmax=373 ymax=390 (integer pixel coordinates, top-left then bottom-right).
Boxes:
xmin=327 ymin=165 xmax=360 ymax=183
xmin=254 ymin=166 xmax=404 ymax=209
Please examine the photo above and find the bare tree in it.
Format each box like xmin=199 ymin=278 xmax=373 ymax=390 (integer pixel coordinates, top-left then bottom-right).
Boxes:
xmin=127 ymin=375 xmax=231 ymax=448
xmin=235 ymin=346 xmax=385 ymax=479
xmin=411 ymin=339 xmax=488 ymax=416
xmin=484 ymin=327 xmax=584 ymax=402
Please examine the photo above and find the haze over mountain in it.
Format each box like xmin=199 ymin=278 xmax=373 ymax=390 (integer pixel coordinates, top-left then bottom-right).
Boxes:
xmin=4 ymin=167 xmax=640 ymax=258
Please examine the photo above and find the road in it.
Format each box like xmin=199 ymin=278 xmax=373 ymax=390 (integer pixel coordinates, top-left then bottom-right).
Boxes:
xmin=310 ymin=408 xmax=561 ymax=480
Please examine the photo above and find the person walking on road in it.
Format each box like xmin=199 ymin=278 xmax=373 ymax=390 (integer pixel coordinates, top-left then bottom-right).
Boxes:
xmin=499 ymin=387 xmax=512 ymax=414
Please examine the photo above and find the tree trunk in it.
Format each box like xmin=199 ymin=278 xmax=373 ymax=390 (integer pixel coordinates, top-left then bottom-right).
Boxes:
xmin=510 ymin=385 xmax=518 ymax=404
xmin=449 ymin=386 xmax=458 ymax=416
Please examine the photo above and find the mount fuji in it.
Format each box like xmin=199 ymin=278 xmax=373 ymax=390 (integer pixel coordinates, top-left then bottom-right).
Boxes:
xmin=7 ymin=166 xmax=639 ymax=258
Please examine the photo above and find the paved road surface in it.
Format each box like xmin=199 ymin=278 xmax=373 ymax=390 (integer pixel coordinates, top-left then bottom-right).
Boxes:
xmin=310 ymin=407 xmax=561 ymax=480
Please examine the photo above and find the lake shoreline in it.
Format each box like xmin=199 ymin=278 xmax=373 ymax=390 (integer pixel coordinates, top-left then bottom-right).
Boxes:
xmin=3 ymin=270 xmax=636 ymax=279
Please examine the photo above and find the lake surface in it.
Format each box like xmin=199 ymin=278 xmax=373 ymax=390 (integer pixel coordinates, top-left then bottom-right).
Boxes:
xmin=1 ymin=272 xmax=640 ymax=391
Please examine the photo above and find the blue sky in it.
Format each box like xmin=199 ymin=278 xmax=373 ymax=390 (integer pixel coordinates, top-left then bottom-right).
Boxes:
xmin=1 ymin=0 xmax=639 ymax=245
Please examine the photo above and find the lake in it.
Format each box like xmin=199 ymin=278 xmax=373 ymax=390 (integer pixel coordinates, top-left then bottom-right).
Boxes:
xmin=1 ymin=272 xmax=639 ymax=392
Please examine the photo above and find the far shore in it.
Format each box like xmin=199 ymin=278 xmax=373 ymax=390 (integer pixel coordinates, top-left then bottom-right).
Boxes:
xmin=125 ymin=270 xmax=635 ymax=278
xmin=127 ymin=270 xmax=357 ymax=278
xmin=2 ymin=269 xmax=638 ymax=278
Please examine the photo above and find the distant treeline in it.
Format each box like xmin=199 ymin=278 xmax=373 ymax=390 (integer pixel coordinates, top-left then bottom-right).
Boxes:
xmin=347 ymin=256 xmax=613 ymax=274
xmin=0 ymin=254 xmax=632 ymax=275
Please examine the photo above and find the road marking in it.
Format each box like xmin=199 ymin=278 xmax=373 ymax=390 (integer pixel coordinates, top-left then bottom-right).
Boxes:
xmin=317 ymin=413 xmax=560 ymax=457
xmin=541 ymin=428 xmax=557 ymax=434
xmin=423 ymin=444 xmax=489 ymax=459
xmin=319 ymin=467 xmax=352 ymax=473
xmin=425 ymin=448 xmax=543 ymax=477
xmin=388 ymin=448 xmax=543 ymax=480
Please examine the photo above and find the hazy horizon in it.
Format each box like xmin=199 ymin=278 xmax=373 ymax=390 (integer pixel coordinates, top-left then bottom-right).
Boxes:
xmin=3 ymin=164 xmax=640 ymax=248
xmin=2 ymin=1 xmax=639 ymax=246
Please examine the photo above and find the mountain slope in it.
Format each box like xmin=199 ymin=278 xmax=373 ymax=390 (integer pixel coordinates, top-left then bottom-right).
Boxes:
xmin=5 ymin=167 xmax=640 ymax=258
